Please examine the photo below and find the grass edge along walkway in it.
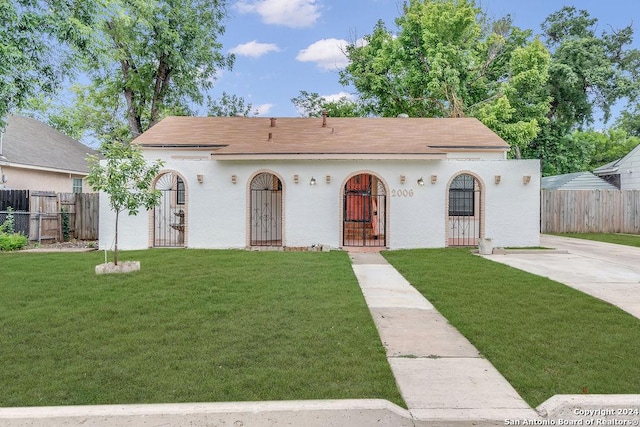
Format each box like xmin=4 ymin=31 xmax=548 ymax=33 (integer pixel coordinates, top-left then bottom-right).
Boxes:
xmin=383 ymin=248 xmax=640 ymax=408
xmin=550 ymin=233 xmax=640 ymax=248
xmin=0 ymin=249 xmax=404 ymax=408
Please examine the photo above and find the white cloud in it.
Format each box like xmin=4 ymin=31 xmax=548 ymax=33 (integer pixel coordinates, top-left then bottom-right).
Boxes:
xmin=253 ymin=103 xmax=274 ymax=116
xmin=296 ymin=38 xmax=350 ymax=71
xmin=229 ymin=41 xmax=280 ymax=58
xmin=322 ymin=91 xmax=355 ymax=102
xmin=236 ymin=0 xmax=320 ymax=28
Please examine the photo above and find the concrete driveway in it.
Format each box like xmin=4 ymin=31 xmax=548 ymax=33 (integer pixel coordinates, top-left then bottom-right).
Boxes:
xmin=484 ymin=234 xmax=640 ymax=319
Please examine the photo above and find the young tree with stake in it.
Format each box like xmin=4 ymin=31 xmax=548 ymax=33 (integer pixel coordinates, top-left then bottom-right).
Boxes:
xmin=87 ymin=142 xmax=164 ymax=265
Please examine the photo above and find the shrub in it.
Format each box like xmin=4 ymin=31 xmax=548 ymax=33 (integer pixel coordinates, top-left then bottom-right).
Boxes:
xmin=0 ymin=232 xmax=28 ymax=251
xmin=0 ymin=207 xmax=15 ymax=233
xmin=0 ymin=209 xmax=27 ymax=251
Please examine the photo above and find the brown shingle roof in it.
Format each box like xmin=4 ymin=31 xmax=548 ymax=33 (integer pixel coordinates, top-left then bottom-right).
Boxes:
xmin=133 ymin=116 xmax=509 ymax=158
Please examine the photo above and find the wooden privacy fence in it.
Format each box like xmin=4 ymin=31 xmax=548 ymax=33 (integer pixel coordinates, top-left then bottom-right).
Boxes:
xmin=58 ymin=193 xmax=99 ymax=240
xmin=0 ymin=191 xmax=99 ymax=241
xmin=541 ymin=190 xmax=640 ymax=234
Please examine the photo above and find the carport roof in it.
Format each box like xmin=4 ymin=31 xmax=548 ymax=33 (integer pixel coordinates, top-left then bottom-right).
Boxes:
xmin=133 ymin=116 xmax=510 ymax=159
xmin=541 ymin=172 xmax=618 ymax=190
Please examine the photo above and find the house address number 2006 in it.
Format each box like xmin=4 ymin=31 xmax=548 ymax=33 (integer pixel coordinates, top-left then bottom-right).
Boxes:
xmin=391 ymin=189 xmax=414 ymax=197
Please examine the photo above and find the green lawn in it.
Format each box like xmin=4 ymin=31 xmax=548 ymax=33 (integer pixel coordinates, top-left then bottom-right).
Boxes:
xmin=0 ymin=249 xmax=403 ymax=408
xmin=551 ymin=233 xmax=640 ymax=248
xmin=383 ymin=248 xmax=640 ymax=408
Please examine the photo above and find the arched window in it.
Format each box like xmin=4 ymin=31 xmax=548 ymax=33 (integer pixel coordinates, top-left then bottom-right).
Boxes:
xmin=449 ymin=174 xmax=475 ymax=216
xmin=176 ymin=176 xmax=185 ymax=205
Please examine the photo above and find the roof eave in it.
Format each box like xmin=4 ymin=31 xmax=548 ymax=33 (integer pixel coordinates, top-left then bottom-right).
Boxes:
xmin=0 ymin=160 xmax=88 ymax=175
xmin=211 ymin=153 xmax=448 ymax=160
xmin=594 ymin=167 xmax=619 ymax=175
xmin=138 ymin=144 xmax=228 ymax=149
xmin=427 ymin=145 xmax=509 ymax=151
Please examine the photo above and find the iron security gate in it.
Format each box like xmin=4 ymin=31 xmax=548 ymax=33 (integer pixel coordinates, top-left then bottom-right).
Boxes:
xmin=343 ymin=174 xmax=386 ymax=247
xmin=448 ymin=174 xmax=481 ymax=246
xmin=250 ymin=173 xmax=282 ymax=246
xmin=153 ymin=172 xmax=185 ymax=247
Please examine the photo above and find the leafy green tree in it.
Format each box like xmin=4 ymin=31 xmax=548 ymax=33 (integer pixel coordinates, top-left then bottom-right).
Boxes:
xmin=21 ymin=84 xmax=131 ymax=146
xmin=73 ymin=0 xmax=233 ymax=142
xmin=536 ymin=127 xmax=640 ymax=176
xmin=291 ymin=91 xmax=326 ymax=117
xmin=208 ymin=92 xmax=253 ymax=117
xmin=616 ymin=107 xmax=640 ymax=138
xmin=87 ymin=142 xmax=164 ymax=265
xmin=535 ymin=126 xmax=596 ymax=176
xmin=526 ymin=7 xmax=639 ymax=173
xmin=576 ymin=128 xmax=640 ymax=170
xmin=291 ymin=91 xmax=367 ymax=117
xmin=339 ymin=0 xmax=550 ymax=156
xmin=474 ymin=39 xmax=551 ymax=158
xmin=541 ymin=7 xmax=637 ymax=129
xmin=0 ymin=0 xmax=95 ymax=126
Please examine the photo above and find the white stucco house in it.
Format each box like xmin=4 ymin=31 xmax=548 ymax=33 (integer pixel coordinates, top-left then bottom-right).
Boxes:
xmin=99 ymin=115 xmax=540 ymax=251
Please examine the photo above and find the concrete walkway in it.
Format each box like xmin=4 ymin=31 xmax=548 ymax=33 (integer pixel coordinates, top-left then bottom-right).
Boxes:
xmin=484 ymin=234 xmax=640 ymax=319
xmin=349 ymin=252 xmax=538 ymax=424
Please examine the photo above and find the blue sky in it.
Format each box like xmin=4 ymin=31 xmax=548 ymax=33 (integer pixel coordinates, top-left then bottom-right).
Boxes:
xmin=208 ymin=0 xmax=640 ymax=119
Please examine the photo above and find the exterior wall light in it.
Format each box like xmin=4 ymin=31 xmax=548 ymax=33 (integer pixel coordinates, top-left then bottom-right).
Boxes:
xmin=197 ymin=174 xmax=204 ymax=183
xmin=417 ymin=177 xmax=425 ymax=186
xmin=431 ymin=175 xmax=438 ymax=184
xmin=231 ymin=174 xmax=237 ymax=184
xmin=325 ymin=175 xmax=331 ymax=184
xmin=293 ymin=174 xmax=299 ymax=184
xmin=523 ymin=175 xmax=531 ymax=185
xmin=400 ymin=175 xmax=406 ymax=184
xmin=494 ymin=175 xmax=501 ymax=184
xmin=310 ymin=177 xmax=316 ymax=186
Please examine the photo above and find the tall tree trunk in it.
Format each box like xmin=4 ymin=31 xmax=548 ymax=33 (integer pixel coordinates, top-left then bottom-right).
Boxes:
xmin=120 ymin=58 xmax=143 ymax=140
xmin=149 ymin=57 xmax=170 ymax=129
xmin=107 ymin=20 xmax=143 ymax=141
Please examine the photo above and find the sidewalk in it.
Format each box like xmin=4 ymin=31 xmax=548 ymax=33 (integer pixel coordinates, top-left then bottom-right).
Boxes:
xmin=349 ymin=252 xmax=539 ymax=424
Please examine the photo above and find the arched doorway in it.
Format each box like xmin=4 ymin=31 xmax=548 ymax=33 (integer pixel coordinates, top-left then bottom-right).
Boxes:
xmin=447 ymin=173 xmax=483 ymax=246
xmin=250 ymin=172 xmax=283 ymax=246
xmin=343 ymin=173 xmax=387 ymax=247
xmin=153 ymin=171 xmax=186 ymax=247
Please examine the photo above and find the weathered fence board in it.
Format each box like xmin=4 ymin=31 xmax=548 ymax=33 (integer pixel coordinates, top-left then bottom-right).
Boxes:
xmin=60 ymin=193 xmax=99 ymax=240
xmin=0 ymin=190 xmax=99 ymax=241
xmin=541 ymin=190 xmax=640 ymax=234
xmin=29 ymin=192 xmax=58 ymax=241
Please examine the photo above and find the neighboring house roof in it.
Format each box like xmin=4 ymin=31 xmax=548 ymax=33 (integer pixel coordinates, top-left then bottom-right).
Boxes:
xmin=541 ymin=172 xmax=618 ymax=190
xmin=0 ymin=115 xmax=96 ymax=174
xmin=133 ymin=116 xmax=510 ymax=159
xmin=593 ymin=143 xmax=640 ymax=175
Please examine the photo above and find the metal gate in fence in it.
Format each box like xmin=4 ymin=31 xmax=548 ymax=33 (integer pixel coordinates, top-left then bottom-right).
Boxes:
xmin=0 ymin=190 xmax=29 ymax=235
xmin=153 ymin=172 xmax=186 ymax=247
xmin=250 ymin=172 xmax=283 ymax=246
xmin=343 ymin=174 xmax=386 ymax=247
xmin=448 ymin=174 xmax=482 ymax=246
